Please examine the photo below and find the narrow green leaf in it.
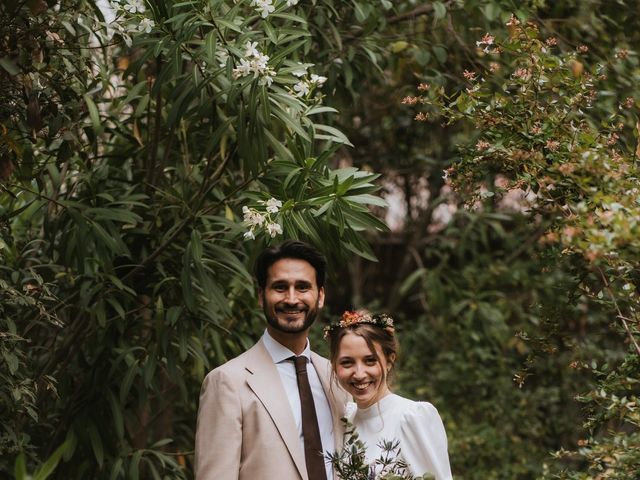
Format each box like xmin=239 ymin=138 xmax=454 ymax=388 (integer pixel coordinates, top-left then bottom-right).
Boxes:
xmin=433 ymin=1 xmax=447 ymax=20
xmin=107 ymin=390 xmax=125 ymax=440
xmin=83 ymin=94 xmax=104 ymax=134
xmin=14 ymin=454 xmax=26 ymax=480
xmin=130 ymin=450 xmax=143 ymax=480
xmin=0 ymin=57 xmax=20 ymax=75
xmin=190 ymin=229 xmax=203 ymax=262
xmin=344 ymin=194 xmax=388 ymax=207
xmin=33 ymin=440 xmax=71 ymax=480
xmin=204 ymin=30 xmax=217 ymax=64
xmin=119 ymin=360 xmax=139 ymax=403
xmin=87 ymin=424 xmax=104 ymax=469
xmin=314 ymin=124 xmax=353 ymax=146
xmin=399 ymin=268 xmax=426 ymax=297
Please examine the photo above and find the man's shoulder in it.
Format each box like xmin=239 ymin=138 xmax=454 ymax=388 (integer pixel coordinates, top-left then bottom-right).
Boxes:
xmin=206 ymin=340 xmax=266 ymax=377
xmin=310 ymin=350 xmax=330 ymax=366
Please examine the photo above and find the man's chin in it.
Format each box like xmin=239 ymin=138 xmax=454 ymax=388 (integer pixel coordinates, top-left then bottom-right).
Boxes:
xmin=267 ymin=314 xmax=315 ymax=334
xmin=274 ymin=319 xmax=308 ymax=334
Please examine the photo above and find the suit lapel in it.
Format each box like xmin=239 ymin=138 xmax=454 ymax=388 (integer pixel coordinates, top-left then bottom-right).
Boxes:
xmin=245 ymin=340 xmax=308 ymax=480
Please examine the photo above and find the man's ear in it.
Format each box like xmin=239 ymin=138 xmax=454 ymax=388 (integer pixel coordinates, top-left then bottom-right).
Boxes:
xmin=257 ymin=288 xmax=264 ymax=307
xmin=318 ymin=286 xmax=325 ymax=309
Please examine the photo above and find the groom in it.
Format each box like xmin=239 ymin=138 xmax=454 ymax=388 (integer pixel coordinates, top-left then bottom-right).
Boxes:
xmin=194 ymin=240 xmax=348 ymax=480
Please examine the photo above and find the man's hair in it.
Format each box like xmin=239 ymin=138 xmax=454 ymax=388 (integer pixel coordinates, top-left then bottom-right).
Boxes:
xmin=254 ymin=240 xmax=327 ymax=289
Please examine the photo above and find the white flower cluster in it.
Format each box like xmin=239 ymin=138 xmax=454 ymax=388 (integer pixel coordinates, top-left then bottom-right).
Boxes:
xmin=232 ymin=41 xmax=276 ymax=86
xmin=250 ymin=0 xmax=299 ymax=19
xmin=121 ymin=0 xmax=145 ymax=14
xmin=242 ymin=198 xmax=284 ymax=239
xmin=95 ymin=0 xmax=155 ymax=46
xmin=291 ymin=64 xmax=327 ymax=98
xmin=251 ymin=0 xmax=275 ymax=18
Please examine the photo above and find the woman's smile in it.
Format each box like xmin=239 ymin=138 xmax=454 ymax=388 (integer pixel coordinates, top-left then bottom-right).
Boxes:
xmin=335 ymin=332 xmax=390 ymax=408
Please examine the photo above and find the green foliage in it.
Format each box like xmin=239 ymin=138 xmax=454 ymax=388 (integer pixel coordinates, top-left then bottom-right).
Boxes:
xmin=3 ymin=0 xmax=640 ymax=478
xmin=0 ymin=0 xmax=392 ymax=477
xmin=403 ymin=17 xmax=640 ymax=480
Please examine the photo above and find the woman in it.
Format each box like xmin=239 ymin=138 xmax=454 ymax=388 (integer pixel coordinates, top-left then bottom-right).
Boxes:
xmin=325 ymin=310 xmax=452 ymax=480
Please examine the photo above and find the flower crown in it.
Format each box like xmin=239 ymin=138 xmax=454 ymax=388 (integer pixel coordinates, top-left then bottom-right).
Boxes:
xmin=323 ymin=310 xmax=395 ymax=339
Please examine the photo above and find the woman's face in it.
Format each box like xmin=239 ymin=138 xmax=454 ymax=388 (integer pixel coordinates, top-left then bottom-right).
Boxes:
xmin=335 ymin=332 xmax=390 ymax=408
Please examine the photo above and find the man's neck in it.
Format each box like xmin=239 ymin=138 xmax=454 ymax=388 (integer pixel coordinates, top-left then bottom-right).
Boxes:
xmin=266 ymin=326 xmax=309 ymax=355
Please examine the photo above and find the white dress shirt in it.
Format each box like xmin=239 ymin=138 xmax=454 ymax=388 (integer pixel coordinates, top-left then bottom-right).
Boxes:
xmin=263 ymin=330 xmax=335 ymax=480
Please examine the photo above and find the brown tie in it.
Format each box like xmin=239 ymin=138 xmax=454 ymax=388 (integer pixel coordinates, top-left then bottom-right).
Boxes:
xmin=292 ymin=355 xmax=328 ymax=480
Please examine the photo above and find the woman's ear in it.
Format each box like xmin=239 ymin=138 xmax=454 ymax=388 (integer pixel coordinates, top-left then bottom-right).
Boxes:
xmin=388 ymin=353 xmax=397 ymax=370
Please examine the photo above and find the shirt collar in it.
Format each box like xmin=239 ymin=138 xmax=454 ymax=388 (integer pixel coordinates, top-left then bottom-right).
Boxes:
xmin=262 ymin=329 xmax=311 ymax=364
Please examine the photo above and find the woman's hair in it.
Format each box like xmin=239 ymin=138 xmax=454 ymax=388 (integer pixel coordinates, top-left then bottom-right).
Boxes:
xmin=328 ymin=322 xmax=398 ymax=390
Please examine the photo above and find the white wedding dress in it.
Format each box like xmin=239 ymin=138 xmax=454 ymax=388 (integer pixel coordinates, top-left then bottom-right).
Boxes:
xmin=349 ymin=393 xmax=453 ymax=479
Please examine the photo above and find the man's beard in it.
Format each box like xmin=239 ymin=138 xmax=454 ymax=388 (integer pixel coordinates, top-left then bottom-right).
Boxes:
xmin=264 ymin=303 xmax=320 ymax=334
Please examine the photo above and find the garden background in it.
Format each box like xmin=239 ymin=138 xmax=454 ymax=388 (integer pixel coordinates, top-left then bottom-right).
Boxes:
xmin=1 ymin=0 xmax=639 ymax=478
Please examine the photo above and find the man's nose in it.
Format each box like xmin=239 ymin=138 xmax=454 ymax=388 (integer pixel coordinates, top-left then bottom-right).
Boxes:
xmin=284 ymin=287 xmax=298 ymax=303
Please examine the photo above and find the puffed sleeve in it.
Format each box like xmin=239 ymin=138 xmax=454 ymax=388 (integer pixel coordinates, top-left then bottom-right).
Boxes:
xmin=398 ymin=402 xmax=452 ymax=480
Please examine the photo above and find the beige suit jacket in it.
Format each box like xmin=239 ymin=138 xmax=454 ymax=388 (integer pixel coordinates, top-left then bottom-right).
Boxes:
xmin=194 ymin=338 xmax=349 ymax=480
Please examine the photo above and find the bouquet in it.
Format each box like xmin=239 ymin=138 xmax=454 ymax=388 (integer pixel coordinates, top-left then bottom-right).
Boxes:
xmin=327 ymin=419 xmax=435 ymax=480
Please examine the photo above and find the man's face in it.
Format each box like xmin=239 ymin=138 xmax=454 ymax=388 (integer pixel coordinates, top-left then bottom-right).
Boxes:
xmin=259 ymin=258 xmax=325 ymax=335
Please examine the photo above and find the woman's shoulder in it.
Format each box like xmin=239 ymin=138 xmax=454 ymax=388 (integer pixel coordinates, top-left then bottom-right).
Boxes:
xmin=393 ymin=395 xmax=442 ymax=425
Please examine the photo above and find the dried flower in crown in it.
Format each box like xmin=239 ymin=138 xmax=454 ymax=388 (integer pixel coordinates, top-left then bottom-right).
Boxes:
xmin=323 ymin=310 xmax=395 ymax=339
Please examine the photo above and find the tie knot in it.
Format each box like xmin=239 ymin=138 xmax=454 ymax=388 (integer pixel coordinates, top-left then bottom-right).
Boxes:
xmin=291 ymin=355 xmax=307 ymax=374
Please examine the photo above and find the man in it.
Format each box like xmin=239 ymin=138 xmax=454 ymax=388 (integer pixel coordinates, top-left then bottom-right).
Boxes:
xmin=195 ymin=240 xmax=348 ymax=480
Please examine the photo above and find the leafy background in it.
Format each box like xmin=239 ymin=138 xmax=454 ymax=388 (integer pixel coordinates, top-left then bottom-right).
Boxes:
xmin=1 ymin=0 xmax=639 ymax=478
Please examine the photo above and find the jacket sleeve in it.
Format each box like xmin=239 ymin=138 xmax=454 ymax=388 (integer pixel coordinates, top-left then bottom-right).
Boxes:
xmin=194 ymin=368 xmax=242 ymax=480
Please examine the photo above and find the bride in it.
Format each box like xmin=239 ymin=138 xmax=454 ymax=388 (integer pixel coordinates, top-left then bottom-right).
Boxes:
xmin=324 ymin=310 xmax=452 ymax=480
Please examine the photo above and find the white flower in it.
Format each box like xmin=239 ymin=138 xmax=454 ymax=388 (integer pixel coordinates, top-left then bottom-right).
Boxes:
xmin=245 ymin=41 xmax=260 ymax=58
xmin=233 ymin=58 xmax=253 ymax=79
xmin=233 ymin=46 xmax=276 ymax=84
xmin=293 ymin=80 xmax=310 ymax=97
xmin=138 ymin=18 xmax=155 ymax=33
xmin=310 ymin=73 xmax=327 ymax=85
xmin=251 ymin=0 xmax=275 ymax=18
xmin=267 ymin=222 xmax=283 ymax=237
xmin=122 ymin=0 xmax=145 ymax=14
xmin=265 ymin=198 xmax=282 ymax=213
xmin=251 ymin=53 xmax=270 ymax=73
xmin=292 ymin=64 xmax=308 ymax=77
xmin=286 ymin=0 xmax=299 ymax=5
xmin=244 ymin=229 xmax=256 ymax=240
xmin=259 ymin=74 xmax=274 ymax=86
xmin=242 ymin=206 xmax=266 ymax=226
xmin=217 ymin=49 xmax=229 ymax=68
